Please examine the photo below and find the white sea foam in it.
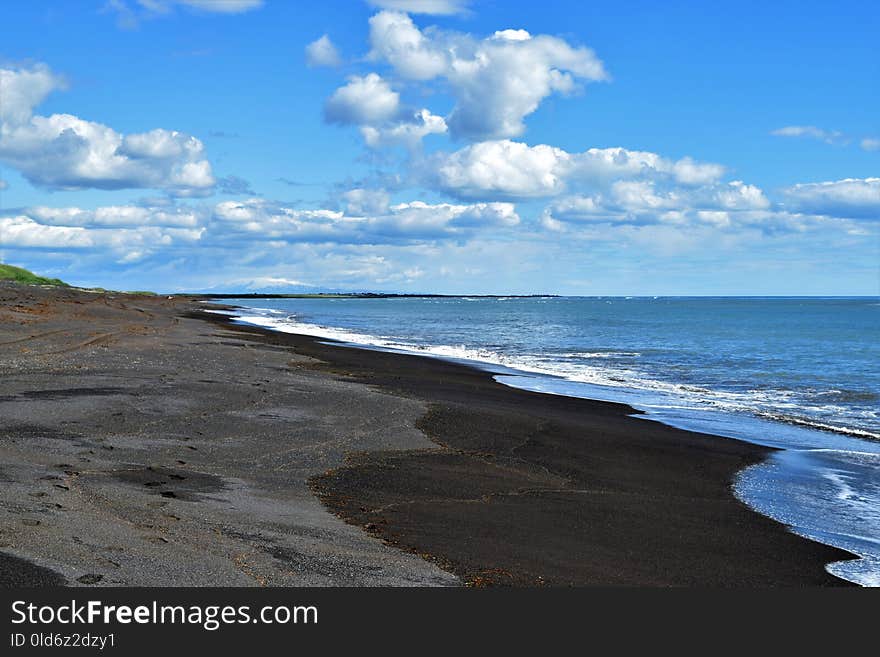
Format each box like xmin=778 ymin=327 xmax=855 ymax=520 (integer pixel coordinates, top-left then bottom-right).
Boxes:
xmin=754 ymin=413 xmax=880 ymax=440
xmin=824 ymin=471 xmax=859 ymax=502
xmin=232 ymin=311 xmax=880 ymax=441
xmin=809 ymin=448 xmax=880 ymax=461
xmin=561 ymin=351 xmax=642 ymax=359
xmin=828 ymin=558 xmax=880 ymax=587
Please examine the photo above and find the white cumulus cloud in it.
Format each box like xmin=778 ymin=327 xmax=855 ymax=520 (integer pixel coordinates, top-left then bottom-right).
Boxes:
xmin=0 ymin=206 xmax=204 ymax=253
xmin=0 ymin=63 xmax=64 ymax=125
xmin=360 ymin=108 xmax=447 ymax=149
xmin=783 ymin=178 xmax=880 ymax=220
xmin=212 ymin=197 xmax=519 ymax=243
xmin=324 ymin=73 xmax=401 ymax=125
xmin=0 ymin=215 xmax=94 ymax=249
xmin=4 ymin=194 xmax=520 ymax=259
xmin=539 ymin=175 xmax=873 ymax=237
xmin=427 ymin=140 xmax=726 ymax=200
xmin=367 ymin=11 xmax=608 ymax=140
xmin=324 ymin=73 xmax=446 ymax=148
xmin=306 ymin=34 xmax=343 ymax=67
xmin=542 ymin=180 xmax=769 ymax=229
xmin=0 ymin=63 xmax=216 ymax=195
xmin=27 ymin=204 xmax=203 ymax=228
xmin=342 ymin=188 xmax=391 ymax=215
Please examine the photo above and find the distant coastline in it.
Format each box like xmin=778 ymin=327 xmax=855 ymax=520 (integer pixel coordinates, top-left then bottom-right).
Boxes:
xmin=190 ymin=292 xmax=561 ymax=300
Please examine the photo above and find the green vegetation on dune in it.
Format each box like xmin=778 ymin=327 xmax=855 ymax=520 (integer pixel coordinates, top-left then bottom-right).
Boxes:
xmin=0 ymin=264 xmax=157 ymax=294
xmin=0 ymin=263 xmax=68 ymax=287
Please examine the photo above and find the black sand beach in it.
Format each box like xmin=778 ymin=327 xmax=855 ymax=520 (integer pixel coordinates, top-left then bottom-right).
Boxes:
xmin=0 ymin=283 xmax=854 ymax=586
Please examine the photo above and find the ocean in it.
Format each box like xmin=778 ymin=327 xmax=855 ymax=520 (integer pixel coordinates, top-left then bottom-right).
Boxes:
xmin=222 ymin=296 xmax=880 ymax=586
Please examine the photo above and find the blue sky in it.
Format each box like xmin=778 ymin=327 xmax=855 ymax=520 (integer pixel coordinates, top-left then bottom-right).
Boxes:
xmin=0 ymin=0 xmax=877 ymax=294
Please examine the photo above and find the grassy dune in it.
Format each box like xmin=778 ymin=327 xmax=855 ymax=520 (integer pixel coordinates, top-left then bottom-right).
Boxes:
xmin=0 ymin=263 xmax=68 ymax=287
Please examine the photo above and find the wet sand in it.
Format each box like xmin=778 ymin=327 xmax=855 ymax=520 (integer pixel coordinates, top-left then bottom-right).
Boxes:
xmin=0 ymin=283 xmax=854 ymax=586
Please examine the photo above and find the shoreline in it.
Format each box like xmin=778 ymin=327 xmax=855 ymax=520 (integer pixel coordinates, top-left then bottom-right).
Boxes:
xmin=224 ymin=303 xmax=879 ymax=443
xmin=200 ymin=306 xmax=856 ymax=586
xmin=0 ymin=284 xmax=856 ymax=586
xmin=221 ymin=301 xmax=880 ymax=584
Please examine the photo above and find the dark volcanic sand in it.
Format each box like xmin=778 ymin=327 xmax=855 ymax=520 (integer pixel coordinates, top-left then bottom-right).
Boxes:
xmin=0 ymin=283 xmax=454 ymax=587
xmin=0 ymin=553 xmax=66 ymax=587
xmin=0 ymin=283 xmax=855 ymax=586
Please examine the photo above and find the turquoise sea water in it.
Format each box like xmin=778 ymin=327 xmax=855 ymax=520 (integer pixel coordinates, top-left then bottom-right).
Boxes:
xmin=223 ymin=296 xmax=880 ymax=585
